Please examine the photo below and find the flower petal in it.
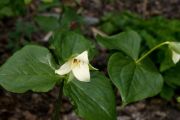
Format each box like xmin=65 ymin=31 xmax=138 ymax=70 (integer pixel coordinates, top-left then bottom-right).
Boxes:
xmin=72 ymin=62 xmax=90 ymax=82
xmin=172 ymin=51 xmax=180 ymax=64
xmin=55 ymin=60 xmax=72 ymax=75
xmin=169 ymin=42 xmax=180 ymax=54
xmin=75 ymin=51 xmax=89 ymax=63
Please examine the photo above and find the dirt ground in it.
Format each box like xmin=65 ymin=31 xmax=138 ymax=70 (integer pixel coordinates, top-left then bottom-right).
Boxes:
xmin=0 ymin=0 xmax=180 ymax=120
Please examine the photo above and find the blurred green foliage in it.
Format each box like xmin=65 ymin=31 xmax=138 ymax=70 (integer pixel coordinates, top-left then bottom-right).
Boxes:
xmin=100 ymin=11 xmax=180 ymax=44
xmin=0 ymin=0 xmax=26 ymax=17
xmin=0 ymin=0 xmax=61 ymax=52
xmin=7 ymin=20 xmax=38 ymax=52
xmin=99 ymin=11 xmax=180 ymax=101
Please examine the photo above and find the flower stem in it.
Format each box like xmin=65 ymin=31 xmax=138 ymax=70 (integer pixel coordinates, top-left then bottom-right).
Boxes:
xmin=135 ymin=41 xmax=170 ymax=64
xmin=52 ymin=80 xmax=64 ymax=120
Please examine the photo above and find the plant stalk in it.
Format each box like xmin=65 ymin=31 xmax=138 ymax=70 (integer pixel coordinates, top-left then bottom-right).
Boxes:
xmin=52 ymin=80 xmax=64 ymax=120
xmin=136 ymin=41 xmax=170 ymax=63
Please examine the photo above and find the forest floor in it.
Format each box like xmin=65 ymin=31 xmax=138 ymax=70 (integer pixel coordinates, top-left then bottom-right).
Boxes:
xmin=0 ymin=0 xmax=180 ymax=120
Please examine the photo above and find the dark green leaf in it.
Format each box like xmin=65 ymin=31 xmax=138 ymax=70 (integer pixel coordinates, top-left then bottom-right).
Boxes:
xmin=64 ymin=72 xmax=116 ymax=120
xmin=0 ymin=45 xmax=60 ymax=93
xmin=97 ymin=30 xmax=141 ymax=60
xmin=108 ymin=53 xmax=163 ymax=105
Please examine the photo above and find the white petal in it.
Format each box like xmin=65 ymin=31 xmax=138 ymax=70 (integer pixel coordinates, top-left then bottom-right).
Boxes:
xmin=169 ymin=42 xmax=180 ymax=54
xmin=172 ymin=51 xmax=180 ymax=64
xmin=72 ymin=62 xmax=90 ymax=82
xmin=75 ymin=51 xmax=89 ymax=63
xmin=55 ymin=60 xmax=72 ymax=75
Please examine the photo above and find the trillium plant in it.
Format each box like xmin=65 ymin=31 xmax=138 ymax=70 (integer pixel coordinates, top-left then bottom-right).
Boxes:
xmin=0 ymin=29 xmax=180 ymax=120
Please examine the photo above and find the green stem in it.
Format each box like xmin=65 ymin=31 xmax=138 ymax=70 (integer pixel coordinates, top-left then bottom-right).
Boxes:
xmin=52 ymin=80 xmax=64 ymax=120
xmin=136 ymin=41 xmax=170 ymax=63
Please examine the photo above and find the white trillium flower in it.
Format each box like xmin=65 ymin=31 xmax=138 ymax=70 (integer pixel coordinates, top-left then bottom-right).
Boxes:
xmin=55 ymin=51 xmax=90 ymax=82
xmin=169 ymin=42 xmax=180 ymax=64
xmin=172 ymin=51 xmax=180 ymax=64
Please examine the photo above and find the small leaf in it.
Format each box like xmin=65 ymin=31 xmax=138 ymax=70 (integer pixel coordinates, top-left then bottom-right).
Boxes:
xmin=97 ymin=30 xmax=141 ymax=60
xmin=108 ymin=53 xmax=163 ymax=105
xmin=64 ymin=72 xmax=116 ymax=120
xmin=0 ymin=45 xmax=60 ymax=93
xmin=42 ymin=0 xmax=53 ymax=3
xmin=89 ymin=64 xmax=98 ymax=71
xmin=99 ymin=22 xmax=116 ymax=34
xmin=0 ymin=7 xmax=13 ymax=16
xmin=24 ymin=0 xmax=32 ymax=4
xmin=35 ymin=15 xmax=59 ymax=32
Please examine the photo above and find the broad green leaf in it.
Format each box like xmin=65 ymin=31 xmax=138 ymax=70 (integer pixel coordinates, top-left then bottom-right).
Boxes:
xmin=51 ymin=31 xmax=96 ymax=62
xmin=64 ymin=72 xmax=116 ymax=120
xmin=0 ymin=45 xmax=60 ymax=93
xmin=97 ymin=30 xmax=141 ymax=60
xmin=108 ymin=53 xmax=163 ymax=105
